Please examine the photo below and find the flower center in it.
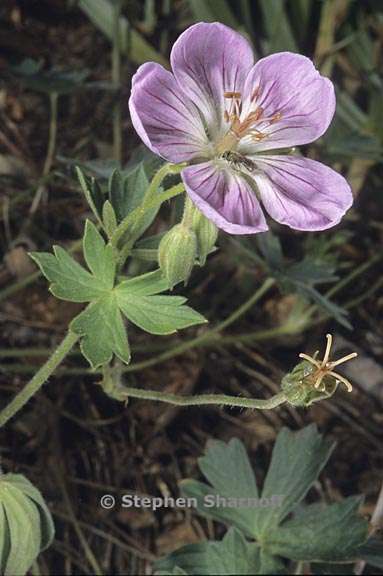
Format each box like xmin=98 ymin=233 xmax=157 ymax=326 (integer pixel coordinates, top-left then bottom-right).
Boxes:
xmin=215 ymin=89 xmax=282 ymax=155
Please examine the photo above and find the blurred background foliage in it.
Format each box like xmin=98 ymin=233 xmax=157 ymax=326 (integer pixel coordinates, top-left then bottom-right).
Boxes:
xmin=0 ymin=0 xmax=382 ymax=574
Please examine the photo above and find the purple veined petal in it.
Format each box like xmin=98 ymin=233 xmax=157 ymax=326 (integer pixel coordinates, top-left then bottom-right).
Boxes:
xmin=252 ymin=155 xmax=353 ymax=231
xmin=171 ymin=22 xmax=254 ymax=142
xmin=237 ymin=52 xmax=335 ymax=154
xmin=181 ymin=161 xmax=268 ymax=235
xmin=129 ymin=62 xmax=210 ymax=163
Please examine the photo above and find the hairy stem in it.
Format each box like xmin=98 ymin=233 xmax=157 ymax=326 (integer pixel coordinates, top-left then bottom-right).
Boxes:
xmin=121 ymin=387 xmax=287 ymax=409
xmin=0 ymin=331 xmax=79 ymax=428
xmin=111 ymin=162 xmax=185 ymax=247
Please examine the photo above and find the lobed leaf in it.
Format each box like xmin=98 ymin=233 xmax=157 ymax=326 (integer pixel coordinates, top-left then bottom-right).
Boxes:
xmin=156 ymin=528 xmax=261 ymax=575
xmin=255 ymin=425 xmax=334 ymax=536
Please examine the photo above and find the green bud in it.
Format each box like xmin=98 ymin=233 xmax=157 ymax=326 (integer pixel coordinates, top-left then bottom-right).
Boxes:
xmin=0 ymin=472 xmax=55 ymax=575
xmin=158 ymin=223 xmax=197 ymax=289
xmin=281 ymin=359 xmax=338 ymax=408
xmin=192 ymin=209 xmax=218 ymax=266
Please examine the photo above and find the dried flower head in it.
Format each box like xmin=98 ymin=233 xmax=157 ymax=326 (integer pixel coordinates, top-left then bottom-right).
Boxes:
xmin=299 ymin=333 xmax=357 ymax=393
xmin=282 ymin=334 xmax=357 ymax=407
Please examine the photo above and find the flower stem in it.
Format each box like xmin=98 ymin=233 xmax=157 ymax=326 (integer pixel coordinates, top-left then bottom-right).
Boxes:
xmin=111 ymin=162 xmax=185 ymax=248
xmin=0 ymin=331 xmax=79 ymax=428
xmin=117 ymin=182 xmax=185 ymax=266
xmin=122 ymin=386 xmax=287 ymax=409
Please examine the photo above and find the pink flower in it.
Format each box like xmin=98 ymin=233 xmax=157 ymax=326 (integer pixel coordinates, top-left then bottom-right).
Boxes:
xmin=129 ymin=22 xmax=353 ymax=234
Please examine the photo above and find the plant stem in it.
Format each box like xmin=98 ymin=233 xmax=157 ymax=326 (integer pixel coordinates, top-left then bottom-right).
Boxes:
xmin=121 ymin=386 xmax=287 ymax=409
xmin=112 ymin=0 xmax=122 ymax=164
xmin=0 ymin=331 xmax=79 ymax=428
xmin=29 ymin=91 xmax=59 ymax=216
xmin=116 ymin=182 xmax=185 ymax=266
xmin=111 ymin=163 xmax=185 ymax=247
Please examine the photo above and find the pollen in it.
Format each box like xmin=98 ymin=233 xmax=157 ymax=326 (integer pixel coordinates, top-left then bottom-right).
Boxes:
xmin=299 ymin=334 xmax=357 ymax=393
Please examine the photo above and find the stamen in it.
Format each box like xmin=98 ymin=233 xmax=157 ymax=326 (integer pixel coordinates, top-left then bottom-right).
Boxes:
xmin=270 ymin=111 xmax=282 ymax=124
xmin=224 ymin=91 xmax=241 ymax=99
xmin=224 ymin=110 xmax=230 ymax=123
xmin=251 ymin=87 xmax=260 ymax=102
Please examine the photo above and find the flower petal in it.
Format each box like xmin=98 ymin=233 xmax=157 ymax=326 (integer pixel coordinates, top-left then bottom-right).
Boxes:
xmin=129 ymin=62 xmax=210 ymax=163
xmin=238 ymin=53 xmax=335 ymax=154
xmin=182 ymin=162 xmax=268 ymax=234
xmin=171 ymin=22 xmax=254 ymax=142
xmin=253 ymin=156 xmax=353 ymax=231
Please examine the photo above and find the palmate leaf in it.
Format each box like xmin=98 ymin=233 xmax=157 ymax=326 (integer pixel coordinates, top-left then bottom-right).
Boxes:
xmin=155 ymin=528 xmax=262 ymax=576
xmin=267 ymin=497 xmax=368 ymax=562
xmin=254 ymin=425 xmax=334 ymax=536
xmin=70 ymin=294 xmax=131 ymax=368
xmin=181 ymin=439 xmax=259 ymax=537
xmin=31 ymin=225 xmax=206 ymax=368
xmin=116 ymin=272 xmax=207 ymax=336
xmin=30 ymin=220 xmax=115 ymax=302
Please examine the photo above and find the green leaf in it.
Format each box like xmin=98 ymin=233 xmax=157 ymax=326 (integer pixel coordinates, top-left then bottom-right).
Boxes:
xmin=78 ymin=0 xmax=168 ymax=67
xmin=268 ymin=497 xmax=368 ymax=562
xmin=115 ymin=270 xmax=207 ymax=335
xmin=187 ymin=0 xmax=240 ymax=28
xmin=83 ymin=220 xmax=115 ymax=289
xmin=30 ymin=221 xmax=116 ymax=302
xmin=8 ymin=59 xmax=88 ymax=94
xmin=117 ymin=292 xmax=206 ymax=335
xmin=102 ymin=200 xmax=118 ymax=237
xmin=356 ymin=537 xmax=383 ymax=570
xmin=259 ymin=0 xmax=298 ymax=53
xmin=70 ymin=294 xmax=130 ymax=369
xmin=4 ymin=475 xmax=54 ymax=551
xmin=0 ymin=473 xmax=55 ymax=576
xmin=30 ymin=246 xmax=105 ymax=302
xmin=181 ymin=438 xmax=259 ymax=537
xmin=255 ymin=425 xmax=334 ymax=536
xmin=156 ymin=528 xmax=261 ymax=575
xmin=76 ymin=166 xmax=104 ymax=224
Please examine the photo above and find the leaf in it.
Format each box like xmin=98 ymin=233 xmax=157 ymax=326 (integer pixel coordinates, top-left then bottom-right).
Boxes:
xmin=356 ymin=537 xmax=383 ymax=570
xmin=102 ymin=200 xmax=118 ymax=237
xmin=30 ymin=221 xmax=115 ymax=302
xmin=8 ymin=59 xmax=89 ymax=94
xmin=4 ymin=475 xmax=55 ymax=551
xmin=259 ymin=0 xmax=298 ymax=53
xmin=116 ymin=291 xmax=206 ymax=335
xmin=254 ymin=424 xmax=334 ymax=536
xmin=83 ymin=220 xmax=115 ymax=288
xmin=78 ymin=0 xmax=168 ymax=66
xmin=30 ymin=246 xmax=105 ymax=302
xmin=181 ymin=438 xmax=259 ymax=537
xmin=0 ymin=473 xmax=55 ymax=576
xmin=109 ymin=164 xmax=160 ymax=243
xmin=268 ymin=497 xmax=368 ymax=562
xmin=70 ymin=294 xmax=130 ymax=368
xmin=76 ymin=166 xmax=105 ymax=224
xmin=156 ymin=528 xmax=261 ymax=575
xmin=187 ymin=0 xmax=240 ymax=28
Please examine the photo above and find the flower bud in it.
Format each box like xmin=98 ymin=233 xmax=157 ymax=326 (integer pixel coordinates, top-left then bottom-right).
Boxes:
xmin=192 ymin=209 xmax=218 ymax=266
xmin=158 ymin=223 xmax=197 ymax=289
